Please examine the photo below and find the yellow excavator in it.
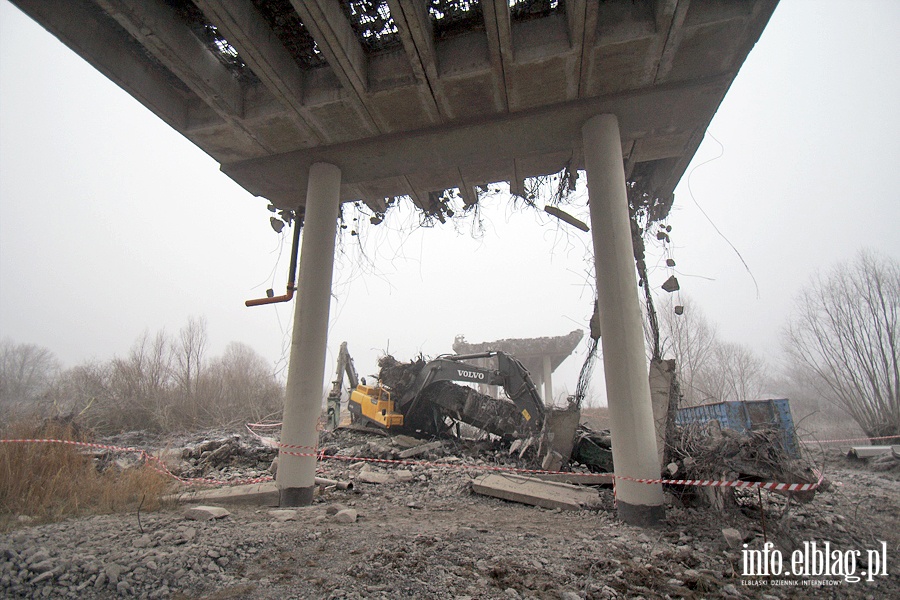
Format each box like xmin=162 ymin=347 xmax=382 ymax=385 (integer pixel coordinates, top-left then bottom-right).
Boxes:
xmin=326 ymin=342 xmax=406 ymax=430
xmin=328 ymin=343 xmax=581 ymax=470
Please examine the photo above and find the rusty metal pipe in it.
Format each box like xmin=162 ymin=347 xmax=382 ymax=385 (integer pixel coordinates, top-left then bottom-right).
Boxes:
xmin=245 ymin=216 xmax=302 ymax=307
xmin=314 ymin=476 xmax=353 ymax=490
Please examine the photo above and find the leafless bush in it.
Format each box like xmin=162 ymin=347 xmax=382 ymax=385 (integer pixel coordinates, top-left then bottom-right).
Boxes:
xmin=784 ymin=250 xmax=899 ymax=438
xmin=659 ymin=297 xmax=770 ymax=405
xmin=0 ymin=339 xmax=60 ymax=423
xmin=31 ymin=319 xmax=284 ymax=434
xmin=192 ymin=342 xmax=283 ymax=428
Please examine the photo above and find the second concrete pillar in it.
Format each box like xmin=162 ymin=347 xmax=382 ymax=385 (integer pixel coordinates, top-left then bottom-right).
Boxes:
xmin=582 ymin=114 xmax=665 ymax=526
xmin=276 ymin=162 xmax=341 ymax=506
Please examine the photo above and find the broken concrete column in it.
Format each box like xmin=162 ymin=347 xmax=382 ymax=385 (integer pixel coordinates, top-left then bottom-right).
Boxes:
xmin=649 ymin=358 xmax=678 ymax=469
xmin=542 ymin=354 xmax=553 ymax=404
xmin=276 ymin=162 xmax=341 ymax=507
xmin=582 ymin=114 xmax=665 ymax=526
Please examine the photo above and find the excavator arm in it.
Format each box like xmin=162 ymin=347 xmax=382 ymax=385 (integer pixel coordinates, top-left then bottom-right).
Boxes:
xmin=326 ymin=342 xmax=360 ymax=429
xmin=399 ymin=351 xmax=545 ymax=432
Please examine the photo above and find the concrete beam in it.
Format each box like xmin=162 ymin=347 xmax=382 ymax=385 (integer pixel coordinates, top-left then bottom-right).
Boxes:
xmin=482 ymin=0 xmax=512 ymax=112
xmin=652 ymin=0 xmax=691 ymax=84
xmin=96 ymin=0 xmax=278 ymax=153
xmin=9 ymin=0 xmax=191 ymax=132
xmin=290 ymin=0 xmax=382 ymax=133
xmin=222 ymin=75 xmax=731 ymax=207
xmin=192 ymin=0 xmax=331 ymax=145
xmin=387 ymin=0 xmax=446 ymax=121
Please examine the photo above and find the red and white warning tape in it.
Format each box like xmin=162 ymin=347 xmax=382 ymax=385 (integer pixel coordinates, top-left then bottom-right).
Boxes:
xmin=1 ymin=437 xmax=825 ymax=493
xmin=613 ymin=471 xmax=825 ymax=492
xmin=800 ymin=434 xmax=900 ymax=445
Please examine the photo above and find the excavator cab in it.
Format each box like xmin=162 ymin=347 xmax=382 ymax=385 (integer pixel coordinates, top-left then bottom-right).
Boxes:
xmin=348 ymin=383 xmax=405 ymax=429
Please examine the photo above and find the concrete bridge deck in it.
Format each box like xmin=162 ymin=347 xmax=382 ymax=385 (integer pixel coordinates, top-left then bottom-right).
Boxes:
xmin=11 ymin=0 xmax=777 ymax=215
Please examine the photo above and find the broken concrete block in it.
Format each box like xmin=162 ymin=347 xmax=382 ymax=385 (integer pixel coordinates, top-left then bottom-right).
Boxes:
xmin=533 ymin=472 xmax=613 ymax=486
xmin=392 ymin=470 xmax=415 ymax=482
xmin=509 ymin=439 xmax=523 ymax=456
xmin=325 ymin=503 xmax=349 ymax=516
xmin=268 ymin=509 xmax=298 ymax=522
xmin=184 ymin=506 xmax=231 ymax=521
xmin=472 ymin=473 xmax=601 ymax=511
xmin=398 ymin=440 xmax=443 ymax=459
xmin=721 ymin=528 xmax=743 ymax=549
xmin=666 ymin=462 xmax=679 ymax=476
xmin=171 ymin=482 xmax=278 ymax=506
xmin=540 ymin=450 xmax=564 ymax=472
xmin=356 ymin=471 xmax=393 ymax=485
xmin=332 ymin=508 xmax=358 ymax=523
xmin=391 ymin=434 xmax=424 ymax=449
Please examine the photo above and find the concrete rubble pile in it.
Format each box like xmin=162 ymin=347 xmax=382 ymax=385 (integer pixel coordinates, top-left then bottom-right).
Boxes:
xmin=667 ymin=422 xmax=821 ymax=504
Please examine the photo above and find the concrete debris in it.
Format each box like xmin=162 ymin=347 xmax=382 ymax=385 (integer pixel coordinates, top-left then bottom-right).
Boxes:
xmin=472 ymin=473 xmax=602 ymax=511
xmin=390 ymin=434 xmax=425 ymax=449
xmin=355 ymin=469 xmax=414 ymax=485
xmin=671 ymin=423 xmax=821 ymax=504
xmin=184 ymin=506 xmax=231 ymax=521
xmin=848 ymin=446 xmax=893 ymax=459
xmin=267 ymin=509 xmax=298 ymax=522
xmin=332 ymin=509 xmax=358 ymax=524
xmin=355 ymin=471 xmax=393 ymax=485
xmin=173 ymin=482 xmax=278 ymax=506
xmin=2 ymin=423 xmax=899 ymax=599
xmin=398 ymin=440 xmax=443 ymax=459
xmin=721 ymin=528 xmax=743 ymax=549
xmin=325 ymin=503 xmax=349 ymax=516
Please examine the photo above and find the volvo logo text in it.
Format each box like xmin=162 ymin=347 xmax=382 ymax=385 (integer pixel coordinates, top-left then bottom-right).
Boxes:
xmin=457 ymin=369 xmax=485 ymax=380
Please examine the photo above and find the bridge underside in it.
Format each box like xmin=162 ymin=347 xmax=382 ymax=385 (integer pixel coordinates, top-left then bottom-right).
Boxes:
xmin=11 ymin=0 xmax=779 ymax=525
xmin=11 ymin=0 xmax=777 ymax=216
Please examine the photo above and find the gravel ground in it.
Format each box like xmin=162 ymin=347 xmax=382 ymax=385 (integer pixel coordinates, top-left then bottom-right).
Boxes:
xmin=1 ymin=431 xmax=898 ymax=599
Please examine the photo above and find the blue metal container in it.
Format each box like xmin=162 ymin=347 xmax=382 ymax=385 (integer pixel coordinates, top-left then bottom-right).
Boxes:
xmin=675 ymin=398 xmax=799 ymax=458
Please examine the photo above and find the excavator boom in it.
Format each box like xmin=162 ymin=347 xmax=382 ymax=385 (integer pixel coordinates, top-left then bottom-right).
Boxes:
xmin=398 ymin=351 xmax=545 ymax=431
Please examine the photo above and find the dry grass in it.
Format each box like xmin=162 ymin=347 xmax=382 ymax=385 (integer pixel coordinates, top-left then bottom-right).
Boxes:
xmin=0 ymin=421 xmax=171 ymax=530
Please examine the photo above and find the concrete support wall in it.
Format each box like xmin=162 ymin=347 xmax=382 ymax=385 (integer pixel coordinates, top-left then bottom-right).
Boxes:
xmin=542 ymin=354 xmax=553 ymax=405
xmin=649 ymin=358 xmax=678 ymax=470
xmin=582 ymin=114 xmax=665 ymax=526
xmin=276 ymin=162 xmax=341 ymax=506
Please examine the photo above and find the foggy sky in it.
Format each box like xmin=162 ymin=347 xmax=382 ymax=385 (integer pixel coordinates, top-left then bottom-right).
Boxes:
xmin=1 ymin=0 xmax=898 ymax=405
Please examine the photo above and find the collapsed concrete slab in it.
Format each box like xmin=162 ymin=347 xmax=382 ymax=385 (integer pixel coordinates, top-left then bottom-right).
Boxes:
xmin=472 ymin=473 xmax=601 ymax=511
xmin=174 ymin=482 xmax=278 ymax=506
xmin=184 ymin=506 xmax=231 ymax=521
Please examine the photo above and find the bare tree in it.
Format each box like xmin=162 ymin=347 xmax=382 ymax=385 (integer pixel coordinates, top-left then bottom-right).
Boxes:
xmin=172 ymin=317 xmax=207 ymax=401
xmin=785 ymin=250 xmax=899 ymax=438
xmin=108 ymin=330 xmax=173 ymax=431
xmin=0 ymin=339 xmax=60 ymax=417
xmin=696 ymin=341 xmax=768 ymax=404
xmin=200 ymin=342 xmax=283 ymax=426
xmin=659 ymin=297 xmax=718 ymax=405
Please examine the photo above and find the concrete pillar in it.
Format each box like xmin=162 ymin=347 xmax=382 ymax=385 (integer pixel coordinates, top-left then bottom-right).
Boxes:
xmin=582 ymin=114 xmax=665 ymax=526
xmin=649 ymin=358 xmax=677 ymax=470
xmin=276 ymin=162 xmax=341 ymax=506
xmin=542 ymin=354 xmax=553 ymax=405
